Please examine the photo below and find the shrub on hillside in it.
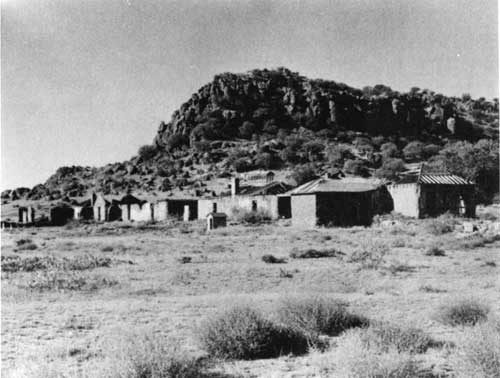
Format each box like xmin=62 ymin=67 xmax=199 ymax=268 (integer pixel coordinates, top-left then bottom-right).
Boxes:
xmin=436 ymin=299 xmax=490 ymax=326
xmin=343 ymin=159 xmax=369 ymax=176
xmin=138 ymin=144 xmax=158 ymax=161
xmin=198 ymin=305 xmax=309 ymax=359
xmin=291 ymin=164 xmax=317 ymax=185
xmin=275 ymin=296 xmax=368 ymax=341
xmin=374 ymin=158 xmax=405 ymax=181
xmin=449 ymin=318 xmax=500 ymax=378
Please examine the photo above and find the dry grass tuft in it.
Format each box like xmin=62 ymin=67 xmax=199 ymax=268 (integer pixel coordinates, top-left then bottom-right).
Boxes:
xmin=198 ymin=304 xmax=309 ymax=360
xmin=101 ymin=331 xmax=205 ymax=378
xmin=327 ymin=329 xmax=435 ymax=378
xmin=289 ymin=248 xmax=343 ymax=259
xmin=449 ymin=317 xmax=500 ymax=378
xmin=21 ymin=270 xmax=118 ymax=292
xmin=262 ymin=254 xmax=287 ymax=264
xmin=436 ymin=298 xmax=490 ymax=326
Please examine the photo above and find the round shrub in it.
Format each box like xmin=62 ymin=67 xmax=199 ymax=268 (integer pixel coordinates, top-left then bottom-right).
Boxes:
xmin=436 ymin=299 xmax=490 ymax=326
xmin=198 ymin=305 xmax=309 ymax=360
xmin=359 ymin=323 xmax=437 ymax=354
xmin=275 ymin=296 xmax=368 ymax=341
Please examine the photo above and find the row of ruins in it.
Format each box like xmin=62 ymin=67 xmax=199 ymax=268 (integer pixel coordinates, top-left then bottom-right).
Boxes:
xmin=6 ymin=167 xmax=476 ymax=230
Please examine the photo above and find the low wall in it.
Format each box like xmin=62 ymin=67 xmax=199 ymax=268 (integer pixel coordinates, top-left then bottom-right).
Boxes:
xmin=198 ymin=195 xmax=279 ymax=220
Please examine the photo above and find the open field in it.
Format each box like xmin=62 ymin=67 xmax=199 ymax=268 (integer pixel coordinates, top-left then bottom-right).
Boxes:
xmin=1 ymin=215 xmax=499 ymax=377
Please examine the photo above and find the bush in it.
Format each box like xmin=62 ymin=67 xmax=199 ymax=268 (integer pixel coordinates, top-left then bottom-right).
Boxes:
xmin=262 ymin=254 xmax=287 ymax=264
xmin=198 ymin=305 xmax=309 ymax=359
xmin=275 ymin=296 xmax=368 ymax=342
xmin=359 ymin=323 xmax=438 ymax=354
xmin=232 ymin=207 xmax=271 ymax=224
xmin=425 ymin=246 xmax=446 ymax=256
xmin=449 ymin=318 xmax=500 ymax=378
xmin=289 ymin=248 xmax=342 ymax=259
xmin=425 ymin=218 xmax=454 ymax=235
xmin=436 ymin=299 xmax=490 ymax=326
xmin=329 ymin=330 xmax=434 ymax=378
xmin=343 ymin=159 xmax=369 ymax=176
xmin=374 ymin=158 xmax=405 ymax=181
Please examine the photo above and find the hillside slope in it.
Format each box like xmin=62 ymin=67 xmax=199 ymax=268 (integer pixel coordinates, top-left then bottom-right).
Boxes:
xmin=2 ymin=68 xmax=498 ymax=204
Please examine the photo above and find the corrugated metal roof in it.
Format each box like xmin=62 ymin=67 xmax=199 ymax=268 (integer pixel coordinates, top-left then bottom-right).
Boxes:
xmin=290 ymin=177 xmax=384 ymax=195
xmin=391 ymin=173 xmax=473 ymax=186
xmin=418 ymin=174 xmax=473 ymax=185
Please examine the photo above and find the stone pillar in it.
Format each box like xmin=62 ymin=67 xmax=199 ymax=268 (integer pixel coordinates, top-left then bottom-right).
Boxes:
xmin=183 ymin=205 xmax=190 ymax=222
xmin=231 ymin=178 xmax=240 ymax=197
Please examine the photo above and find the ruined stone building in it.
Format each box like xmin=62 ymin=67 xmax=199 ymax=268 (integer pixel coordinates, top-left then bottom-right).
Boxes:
xmin=197 ymin=178 xmax=291 ymax=220
xmin=387 ymin=173 xmax=475 ymax=218
xmin=289 ymin=176 xmax=389 ymax=228
xmin=18 ymin=206 xmax=35 ymax=224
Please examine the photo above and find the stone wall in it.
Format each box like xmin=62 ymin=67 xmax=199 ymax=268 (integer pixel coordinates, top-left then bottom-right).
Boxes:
xmin=387 ymin=183 xmax=420 ymax=218
xmin=198 ymin=195 xmax=279 ymax=220
xmin=129 ymin=203 xmax=153 ymax=222
xmin=291 ymin=194 xmax=317 ymax=228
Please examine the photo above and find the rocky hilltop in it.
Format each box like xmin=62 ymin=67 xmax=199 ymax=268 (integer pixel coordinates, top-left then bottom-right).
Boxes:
xmin=2 ymin=68 xmax=498 ymax=204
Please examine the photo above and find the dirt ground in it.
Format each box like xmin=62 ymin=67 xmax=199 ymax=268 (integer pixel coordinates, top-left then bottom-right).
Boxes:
xmin=1 ymin=216 xmax=499 ymax=377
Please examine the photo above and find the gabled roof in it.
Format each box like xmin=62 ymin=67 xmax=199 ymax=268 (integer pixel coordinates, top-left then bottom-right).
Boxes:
xmin=119 ymin=194 xmax=145 ymax=205
xmin=392 ymin=173 xmax=473 ymax=185
xmin=290 ymin=177 xmax=384 ymax=195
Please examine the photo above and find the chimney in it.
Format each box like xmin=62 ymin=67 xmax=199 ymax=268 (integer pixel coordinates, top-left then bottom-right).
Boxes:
xmin=231 ymin=177 xmax=240 ymax=197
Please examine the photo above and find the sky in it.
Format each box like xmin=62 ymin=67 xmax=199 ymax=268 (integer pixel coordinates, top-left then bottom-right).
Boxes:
xmin=1 ymin=0 xmax=498 ymax=190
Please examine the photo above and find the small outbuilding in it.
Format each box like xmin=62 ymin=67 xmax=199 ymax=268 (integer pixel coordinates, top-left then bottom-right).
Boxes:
xmin=207 ymin=212 xmax=227 ymax=231
xmin=387 ymin=173 xmax=475 ymax=218
xmin=290 ymin=176 xmax=386 ymax=228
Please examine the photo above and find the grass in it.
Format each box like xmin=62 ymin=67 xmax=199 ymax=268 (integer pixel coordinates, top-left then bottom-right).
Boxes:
xmin=22 ymin=270 xmax=118 ymax=292
xmin=289 ymin=248 xmax=343 ymax=259
xmin=449 ymin=317 xmax=500 ymax=378
xmin=348 ymin=242 xmax=388 ymax=269
xmin=386 ymin=261 xmax=416 ymax=274
xmin=1 ymin=214 xmax=499 ymax=376
xmin=436 ymin=298 xmax=490 ymax=326
xmin=274 ymin=296 xmax=368 ymax=342
xmin=1 ymin=254 xmax=112 ymax=273
xmin=198 ymin=304 xmax=309 ymax=360
xmin=419 ymin=285 xmax=447 ymax=293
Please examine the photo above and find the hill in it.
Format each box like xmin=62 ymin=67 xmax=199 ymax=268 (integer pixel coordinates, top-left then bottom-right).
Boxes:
xmin=2 ymin=67 xmax=498 ymax=205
